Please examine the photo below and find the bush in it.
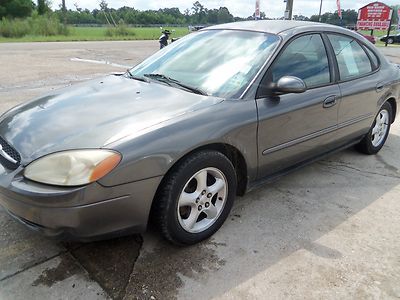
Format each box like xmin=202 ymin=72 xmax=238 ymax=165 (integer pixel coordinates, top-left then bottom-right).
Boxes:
xmin=0 ymin=14 xmax=69 ymax=38
xmin=105 ymin=22 xmax=135 ymax=37
xmin=0 ymin=17 xmax=30 ymax=37
xmin=29 ymin=14 xmax=69 ymax=36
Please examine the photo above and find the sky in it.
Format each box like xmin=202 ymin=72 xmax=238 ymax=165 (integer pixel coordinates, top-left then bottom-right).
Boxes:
xmin=56 ymin=1 xmax=400 ymax=18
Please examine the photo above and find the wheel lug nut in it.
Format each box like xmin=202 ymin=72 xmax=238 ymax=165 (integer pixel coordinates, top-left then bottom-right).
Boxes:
xmin=207 ymin=193 xmax=212 ymax=198
xmin=205 ymin=202 xmax=210 ymax=208
xmin=218 ymin=197 xmax=222 ymax=201
xmin=198 ymin=205 xmax=202 ymax=211
xmin=202 ymin=190 xmax=206 ymax=195
xmin=196 ymin=198 xmax=200 ymax=203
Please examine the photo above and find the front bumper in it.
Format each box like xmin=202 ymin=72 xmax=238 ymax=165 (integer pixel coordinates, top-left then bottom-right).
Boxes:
xmin=0 ymin=165 xmax=162 ymax=240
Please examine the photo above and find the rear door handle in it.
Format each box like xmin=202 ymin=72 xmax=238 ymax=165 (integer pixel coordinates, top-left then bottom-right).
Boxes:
xmin=323 ymin=96 xmax=337 ymax=108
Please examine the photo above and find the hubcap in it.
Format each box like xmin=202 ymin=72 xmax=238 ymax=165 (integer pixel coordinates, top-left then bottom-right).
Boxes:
xmin=371 ymin=109 xmax=389 ymax=147
xmin=177 ymin=167 xmax=228 ymax=233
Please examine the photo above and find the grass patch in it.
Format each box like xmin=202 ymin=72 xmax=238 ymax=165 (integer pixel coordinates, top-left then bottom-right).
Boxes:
xmin=0 ymin=26 xmax=190 ymax=42
xmin=0 ymin=18 xmax=30 ymax=38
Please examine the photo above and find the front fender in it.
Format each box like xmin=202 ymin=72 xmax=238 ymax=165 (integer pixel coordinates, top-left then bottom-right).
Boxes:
xmin=99 ymin=100 xmax=258 ymax=187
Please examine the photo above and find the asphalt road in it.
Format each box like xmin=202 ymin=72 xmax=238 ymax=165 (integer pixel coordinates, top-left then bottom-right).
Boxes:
xmin=0 ymin=41 xmax=400 ymax=300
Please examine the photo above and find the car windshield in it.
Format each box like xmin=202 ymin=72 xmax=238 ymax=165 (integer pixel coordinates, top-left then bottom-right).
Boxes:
xmin=130 ymin=30 xmax=280 ymax=98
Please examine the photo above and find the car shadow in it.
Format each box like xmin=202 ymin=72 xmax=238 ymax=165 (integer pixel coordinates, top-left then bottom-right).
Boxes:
xmin=122 ymin=131 xmax=400 ymax=299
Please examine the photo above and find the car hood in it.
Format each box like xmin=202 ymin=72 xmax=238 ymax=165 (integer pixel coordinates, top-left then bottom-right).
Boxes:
xmin=0 ymin=75 xmax=223 ymax=162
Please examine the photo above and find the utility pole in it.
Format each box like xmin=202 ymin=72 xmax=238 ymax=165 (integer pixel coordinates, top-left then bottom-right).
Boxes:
xmin=62 ymin=0 xmax=66 ymax=26
xmin=285 ymin=0 xmax=294 ymax=20
xmin=318 ymin=0 xmax=323 ymax=22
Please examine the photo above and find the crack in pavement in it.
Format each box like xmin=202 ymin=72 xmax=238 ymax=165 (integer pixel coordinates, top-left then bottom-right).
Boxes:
xmin=0 ymin=250 xmax=68 ymax=283
xmin=122 ymin=235 xmax=144 ymax=300
xmin=31 ymin=252 xmax=83 ymax=287
xmin=318 ymin=161 xmax=400 ymax=179
xmin=2 ymin=235 xmax=144 ymax=300
xmin=123 ymin=234 xmax=226 ymax=300
xmin=67 ymin=235 xmax=143 ymax=300
xmin=376 ymin=155 xmax=399 ymax=173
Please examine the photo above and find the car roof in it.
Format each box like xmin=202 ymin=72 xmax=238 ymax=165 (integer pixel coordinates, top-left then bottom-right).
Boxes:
xmin=205 ymin=20 xmax=346 ymax=35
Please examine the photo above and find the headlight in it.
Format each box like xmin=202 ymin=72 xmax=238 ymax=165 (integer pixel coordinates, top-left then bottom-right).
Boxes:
xmin=24 ymin=149 xmax=121 ymax=186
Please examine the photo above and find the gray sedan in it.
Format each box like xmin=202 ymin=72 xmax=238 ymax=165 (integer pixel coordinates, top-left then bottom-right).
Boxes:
xmin=0 ymin=21 xmax=399 ymax=245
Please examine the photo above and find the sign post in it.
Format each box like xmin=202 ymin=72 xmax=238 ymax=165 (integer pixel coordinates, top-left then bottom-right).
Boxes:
xmin=384 ymin=9 xmax=394 ymax=46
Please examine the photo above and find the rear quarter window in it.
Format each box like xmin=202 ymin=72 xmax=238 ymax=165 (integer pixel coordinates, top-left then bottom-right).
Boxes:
xmin=363 ymin=46 xmax=380 ymax=70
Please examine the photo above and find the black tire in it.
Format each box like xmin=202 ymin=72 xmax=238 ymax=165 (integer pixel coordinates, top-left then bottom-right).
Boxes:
xmin=356 ymin=102 xmax=392 ymax=155
xmin=153 ymin=150 xmax=237 ymax=245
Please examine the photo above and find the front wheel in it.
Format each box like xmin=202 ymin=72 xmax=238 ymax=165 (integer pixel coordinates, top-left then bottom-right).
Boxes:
xmin=387 ymin=38 xmax=394 ymax=44
xmin=356 ymin=102 xmax=392 ymax=155
xmin=153 ymin=150 xmax=237 ymax=245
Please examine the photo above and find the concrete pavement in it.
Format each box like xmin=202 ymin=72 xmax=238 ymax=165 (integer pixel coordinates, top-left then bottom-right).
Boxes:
xmin=0 ymin=41 xmax=399 ymax=300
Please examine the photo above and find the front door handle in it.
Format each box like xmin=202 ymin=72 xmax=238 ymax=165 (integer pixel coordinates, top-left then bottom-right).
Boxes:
xmin=323 ymin=96 xmax=337 ymax=108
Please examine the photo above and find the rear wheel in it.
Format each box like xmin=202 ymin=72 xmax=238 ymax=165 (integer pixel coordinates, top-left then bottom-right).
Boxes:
xmin=154 ymin=150 xmax=237 ymax=245
xmin=356 ymin=102 xmax=392 ymax=155
xmin=387 ymin=38 xmax=394 ymax=44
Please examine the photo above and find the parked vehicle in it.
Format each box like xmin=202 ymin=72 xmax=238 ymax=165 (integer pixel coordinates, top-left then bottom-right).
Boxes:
xmin=188 ymin=25 xmax=206 ymax=32
xmin=0 ymin=21 xmax=399 ymax=245
xmin=380 ymin=33 xmax=400 ymax=44
xmin=357 ymin=32 xmax=376 ymax=44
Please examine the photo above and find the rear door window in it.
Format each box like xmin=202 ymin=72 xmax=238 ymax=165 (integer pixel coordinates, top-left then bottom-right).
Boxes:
xmin=327 ymin=34 xmax=373 ymax=81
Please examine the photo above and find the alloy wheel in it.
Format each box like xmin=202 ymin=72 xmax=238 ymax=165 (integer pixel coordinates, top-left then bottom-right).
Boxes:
xmin=177 ymin=167 xmax=228 ymax=233
xmin=371 ymin=109 xmax=390 ymax=147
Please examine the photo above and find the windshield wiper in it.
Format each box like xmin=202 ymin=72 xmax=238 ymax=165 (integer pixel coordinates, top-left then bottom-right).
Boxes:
xmin=126 ymin=69 xmax=149 ymax=82
xmin=143 ymin=73 xmax=208 ymax=96
xmin=144 ymin=73 xmax=173 ymax=86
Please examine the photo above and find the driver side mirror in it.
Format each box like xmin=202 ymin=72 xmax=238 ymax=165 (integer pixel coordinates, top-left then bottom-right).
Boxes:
xmin=273 ymin=76 xmax=307 ymax=95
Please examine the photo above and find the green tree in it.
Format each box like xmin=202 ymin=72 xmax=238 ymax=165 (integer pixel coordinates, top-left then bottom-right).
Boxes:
xmin=392 ymin=5 xmax=399 ymax=25
xmin=310 ymin=9 xmax=357 ymax=26
xmin=0 ymin=0 xmax=33 ymax=18
xmin=37 ymin=0 xmax=46 ymax=14
xmin=192 ymin=1 xmax=206 ymax=23
xmin=293 ymin=15 xmax=309 ymax=21
xmin=216 ymin=7 xmax=233 ymax=23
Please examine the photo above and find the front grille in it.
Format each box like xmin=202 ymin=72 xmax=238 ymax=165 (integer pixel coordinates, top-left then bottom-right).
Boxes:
xmin=0 ymin=136 xmax=21 ymax=170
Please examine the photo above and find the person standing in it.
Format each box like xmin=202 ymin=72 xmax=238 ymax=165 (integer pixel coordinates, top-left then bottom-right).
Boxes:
xmin=159 ymin=30 xmax=171 ymax=49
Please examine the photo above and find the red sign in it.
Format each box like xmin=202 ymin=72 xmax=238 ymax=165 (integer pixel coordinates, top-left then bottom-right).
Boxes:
xmin=255 ymin=0 xmax=260 ymax=19
xmin=357 ymin=2 xmax=393 ymax=30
